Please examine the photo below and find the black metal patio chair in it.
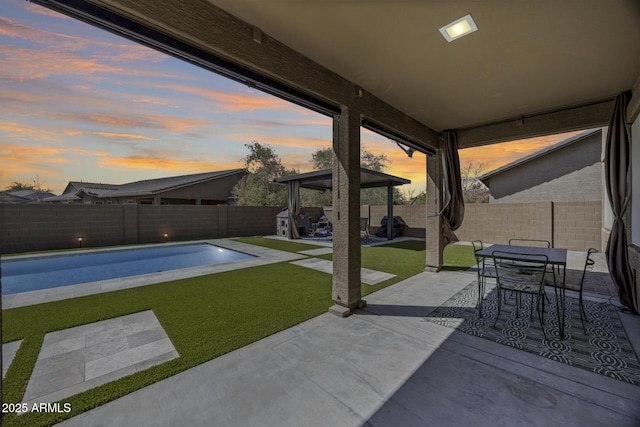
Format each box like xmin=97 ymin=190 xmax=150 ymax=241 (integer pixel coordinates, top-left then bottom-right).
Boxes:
xmin=544 ymin=248 xmax=598 ymax=334
xmin=471 ymin=240 xmax=496 ymax=316
xmin=492 ymin=251 xmax=549 ymax=340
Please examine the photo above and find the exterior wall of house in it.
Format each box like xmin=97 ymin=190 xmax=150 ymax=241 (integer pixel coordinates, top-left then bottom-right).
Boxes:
xmin=0 ymin=204 xmax=279 ymax=253
xmin=487 ymin=130 xmax=602 ymax=203
xmin=151 ymin=172 xmax=244 ymax=204
xmin=489 ymin=163 xmax=601 ymax=203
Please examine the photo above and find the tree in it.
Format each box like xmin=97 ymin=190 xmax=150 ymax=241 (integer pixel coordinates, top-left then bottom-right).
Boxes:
xmin=231 ymin=141 xmax=296 ymax=206
xmin=310 ymin=148 xmax=332 ymax=170
xmin=460 ymin=161 xmax=490 ymax=203
xmin=5 ymin=175 xmax=51 ymax=193
xmin=2 ymin=176 xmax=53 ymax=202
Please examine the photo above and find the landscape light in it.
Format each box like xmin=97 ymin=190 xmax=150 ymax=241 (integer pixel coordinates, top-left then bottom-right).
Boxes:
xmin=164 ymin=233 xmax=168 ymax=242
xmin=78 ymin=236 xmax=83 ymax=248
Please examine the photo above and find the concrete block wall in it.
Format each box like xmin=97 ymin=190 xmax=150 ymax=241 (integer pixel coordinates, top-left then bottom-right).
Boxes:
xmin=0 ymin=204 xmax=124 ymax=253
xmin=1 ymin=202 xmax=602 ymax=254
xmin=456 ymin=202 xmax=554 ymax=245
xmin=227 ymin=206 xmax=279 ymax=237
xmin=456 ymin=200 xmax=601 ymax=251
xmin=0 ymin=204 xmax=281 ymax=254
xmin=138 ymin=205 xmax=220 ymax=243
xmin=553 ymin=201 xmax=601 ymax=251
xmin=369 ymin=205 xmax=426 ymax=237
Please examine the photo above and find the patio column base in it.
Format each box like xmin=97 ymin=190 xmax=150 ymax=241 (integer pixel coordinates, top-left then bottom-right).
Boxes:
xmin=425 ymin=266 xmax=441 ymax=273
xmin=329 ymin=304 xmax=352 ymax=317
xmin=328 ymin=299 xmax=366 ymax=317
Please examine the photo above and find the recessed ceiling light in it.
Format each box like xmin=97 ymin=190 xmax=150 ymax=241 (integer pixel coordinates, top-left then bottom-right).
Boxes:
xmin=439 ymin=14 xmax=478 ymax=42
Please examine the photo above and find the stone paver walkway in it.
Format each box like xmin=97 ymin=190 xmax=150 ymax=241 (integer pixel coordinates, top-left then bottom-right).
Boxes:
xmin=2 ymin=339 xmax=22 ymax=378
xmin=21 ymin=310 xmax=177 ymax=410
xmin=291 ymin=258 xmax=395 ymax=285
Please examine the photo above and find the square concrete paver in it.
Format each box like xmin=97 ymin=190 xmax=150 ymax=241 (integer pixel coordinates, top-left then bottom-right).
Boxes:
xmin=22 ymin=310 xmax=178 ymax=408
xmin=291 ymin=258 xmax=395 ymax=285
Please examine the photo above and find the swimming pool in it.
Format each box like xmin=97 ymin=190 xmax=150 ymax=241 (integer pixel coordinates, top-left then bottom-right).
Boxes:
xmin=1 ymin=243 xmax=254 ymax=295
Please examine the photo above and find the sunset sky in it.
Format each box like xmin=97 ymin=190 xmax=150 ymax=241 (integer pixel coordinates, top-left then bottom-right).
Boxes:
xmin=1 ymin=1 xmax=583 ymax=196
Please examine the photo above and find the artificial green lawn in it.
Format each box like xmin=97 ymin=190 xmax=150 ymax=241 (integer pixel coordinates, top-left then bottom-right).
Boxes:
xmin=1 ymin=238 xmax=475 ymax=427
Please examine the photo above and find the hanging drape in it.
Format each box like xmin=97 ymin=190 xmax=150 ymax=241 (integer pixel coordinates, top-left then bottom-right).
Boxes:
xmin=287 ymin=181 xmax=301 ymax=239
xmin=604 ymin=91 xmax=638 ymax=314
xmin=440 ymin=130 xmax=465 ymax=245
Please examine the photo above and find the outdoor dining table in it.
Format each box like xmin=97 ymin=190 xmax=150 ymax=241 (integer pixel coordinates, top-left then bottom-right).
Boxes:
xmin=475 ymin=244 xmax=569 ymax=339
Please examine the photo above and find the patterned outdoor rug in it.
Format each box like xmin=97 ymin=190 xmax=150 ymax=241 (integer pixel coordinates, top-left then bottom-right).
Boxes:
xmin=424 ymin=281 xmax=640 ymax=386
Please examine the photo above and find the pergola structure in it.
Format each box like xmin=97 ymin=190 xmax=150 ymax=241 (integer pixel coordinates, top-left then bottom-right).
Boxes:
xmin=274 ymin=167 xmax=411 ymax=241
xmin=29 ymin=0 xmax=640 ymax=318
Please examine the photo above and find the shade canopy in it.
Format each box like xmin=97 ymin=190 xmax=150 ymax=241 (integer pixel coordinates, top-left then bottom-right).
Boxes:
xmin=274 ymin=167 xmax=410 ymax=191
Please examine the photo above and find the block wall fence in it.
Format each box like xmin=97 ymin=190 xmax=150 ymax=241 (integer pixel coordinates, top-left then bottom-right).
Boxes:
xmin=455 ymin=201 xmax=602 ymax=251
xmin=0 ymin=204 xmax=279 ymax=254
xmin=365 ymin=200 xmax=602 ymax=252
xmin=0 ymin=201 xmax=601 ymax=254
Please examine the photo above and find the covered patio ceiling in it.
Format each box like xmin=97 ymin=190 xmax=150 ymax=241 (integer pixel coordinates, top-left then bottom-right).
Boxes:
xmin=274 ymin=168 xmax=410 ymax=192
xmin=208 ymin=0 xmax=640 ymax=146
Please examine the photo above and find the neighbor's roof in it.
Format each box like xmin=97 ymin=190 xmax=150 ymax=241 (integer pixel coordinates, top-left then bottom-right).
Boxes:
xmin=66 ymin=169 xmax=246 ymax=198
xmin=479 ymin=129 xmax=602 ymax=183
xmin=5 ymin=189 xmax=57 ymax=202
xmin=40 ymin=193 xmax=82 ymax=202
xmin=274 ymin=167 xmax=410 ymax=191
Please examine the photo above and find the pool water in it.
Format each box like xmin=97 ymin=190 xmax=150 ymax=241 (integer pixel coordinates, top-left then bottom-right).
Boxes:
xmin=1 ymin=243 xmax=254 ymax=295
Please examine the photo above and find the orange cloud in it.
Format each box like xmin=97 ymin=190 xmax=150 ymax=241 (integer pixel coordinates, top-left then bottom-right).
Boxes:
xmin=0 ymin=144 xmax=69 ymax=187
xmin=0 ymin=121 xmax=63 ymax=142
xmin=55 ymin=112 xmax=209 ymax=132
xmin=98 ymin=156 xmax=242 ymax=172
xmin=0 ymin=143 xmax=61 ymax=157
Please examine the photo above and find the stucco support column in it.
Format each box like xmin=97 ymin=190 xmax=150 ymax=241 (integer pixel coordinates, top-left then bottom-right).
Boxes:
xmin=426 ymin=150 xmax=444 ymax=271
xmin=329 ymin=107 xmax=362 ymax=317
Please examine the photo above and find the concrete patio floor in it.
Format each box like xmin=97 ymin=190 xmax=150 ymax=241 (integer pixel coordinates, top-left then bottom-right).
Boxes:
xmin=57 ymin=266 xmax=640 ymax=426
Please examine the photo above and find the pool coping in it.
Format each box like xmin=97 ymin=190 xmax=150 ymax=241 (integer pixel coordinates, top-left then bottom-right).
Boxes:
xmin=2 ymin=239 xmax=305 ymax=309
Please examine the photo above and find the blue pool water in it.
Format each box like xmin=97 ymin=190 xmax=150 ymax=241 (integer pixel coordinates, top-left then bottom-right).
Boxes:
xmin=1 ymin=243 xmax=254 ymax=295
